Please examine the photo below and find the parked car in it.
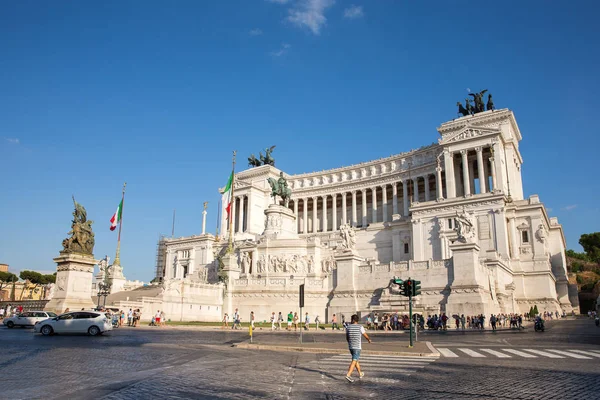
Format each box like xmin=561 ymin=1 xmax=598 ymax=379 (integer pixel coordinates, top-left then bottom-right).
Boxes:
xmin=3 ymin=311 xmax=58 ymax=328
xmin=33 ymin=311 xmax=113 ymax=336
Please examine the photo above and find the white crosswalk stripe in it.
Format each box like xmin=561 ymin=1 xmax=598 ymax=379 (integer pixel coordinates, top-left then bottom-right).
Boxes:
xmin=312 ymin=354 xmax=437 ymax=378
xmin=502 ymin=349 xmax=538 ymax=358
xmin=544 ymin=349 xmax=592 ymax=359
xmin=480 ymin=348 xmax=511 ymax=358
xmin=436 ymin=347 xmax=600 ymax=359
xmin=570 ymin=350 xmax=600 ymax=358
xmin=458 ymin=348 xmax=486 ymax=357
xmin=518 ymin=349 xmax=564 ymax=358
xmin=437 ymin=348 xmax=459 ymax=357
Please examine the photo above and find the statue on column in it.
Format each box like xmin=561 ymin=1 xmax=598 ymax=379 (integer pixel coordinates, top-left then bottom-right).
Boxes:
xmin=61 ymin=196 xmax=95 ymax=255
xmin=338 ymin=223 xmax=357 ymax=252
xmin=267 ymin=172 xmax=292 ymax=207
xmin=454 ymin=210 xmax=476 ymax=242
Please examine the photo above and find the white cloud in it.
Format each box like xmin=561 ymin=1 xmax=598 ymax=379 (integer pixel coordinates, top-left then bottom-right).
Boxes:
xmin=287 ymin=0 xmax=335 ymax=35
xmin=249 ymin=28 xmax=263 ymax=36
xmin=270 ymin=43 xmax=291 ymax=57
xmin=267 ymin=0 xmax=291 ymax=4
xmin=466 ymin=88 xmax=471 ymax=93
xmin=5 ymin=138 xmax=20 ymax=144
xmin=343 ymin=5 xmax=363 ymax=19
xmin=546 ymin=207 xmax=553 ymax=213
xmin=562 ymin=204 xmax=577 ymax=211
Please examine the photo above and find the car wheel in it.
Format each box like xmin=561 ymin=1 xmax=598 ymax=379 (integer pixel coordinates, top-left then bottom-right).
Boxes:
xmin=41 ymin=325 xmax=53 ymax=336
xmin=6 ymin=321 xmax=14 ymax=328
xmin=88 ymin=325 xmax=101 ymax=336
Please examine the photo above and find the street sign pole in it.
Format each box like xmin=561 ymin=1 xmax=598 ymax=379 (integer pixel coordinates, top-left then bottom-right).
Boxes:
xmin=409 ymin=290 xmax=413 ymax=348
xmin=299 ymin=284 xmax=305 ymax=344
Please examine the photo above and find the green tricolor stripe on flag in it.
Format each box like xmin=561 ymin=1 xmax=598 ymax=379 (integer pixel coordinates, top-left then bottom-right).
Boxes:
xmin=224 ymin=171 xmax=233 ymax=220
xmin=110 ymin=199 xmax=123 ymax=231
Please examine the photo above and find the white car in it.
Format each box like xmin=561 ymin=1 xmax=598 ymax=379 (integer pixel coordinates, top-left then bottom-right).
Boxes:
xmin=34 ymin=311 xmax=113 ymax=336
xmin=3 ymin=311 xmax=58 ymax=328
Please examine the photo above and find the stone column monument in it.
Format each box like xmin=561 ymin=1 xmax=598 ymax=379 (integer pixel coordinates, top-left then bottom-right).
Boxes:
xmin=45 ymin=198 xmax=96 ymax=313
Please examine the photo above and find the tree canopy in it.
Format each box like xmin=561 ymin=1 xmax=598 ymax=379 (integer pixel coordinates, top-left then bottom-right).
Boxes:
xmin=579 ymin=232 xmax=600 ymax=263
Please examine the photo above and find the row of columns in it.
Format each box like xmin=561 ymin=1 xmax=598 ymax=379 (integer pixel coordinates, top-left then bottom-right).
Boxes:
xmin=292 ymin=176 xmax=440 ymax=234
xmin=445 ymin=146 xmax=497 ymax=198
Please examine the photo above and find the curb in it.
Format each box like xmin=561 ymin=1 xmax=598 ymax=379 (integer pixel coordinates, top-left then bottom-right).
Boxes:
xmin=234 ymin=343 xmax=439 ymax=357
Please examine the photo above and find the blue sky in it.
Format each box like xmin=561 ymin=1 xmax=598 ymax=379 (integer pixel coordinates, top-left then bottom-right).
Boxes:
xmin=1 ymin=1 xmax=599 ymax=281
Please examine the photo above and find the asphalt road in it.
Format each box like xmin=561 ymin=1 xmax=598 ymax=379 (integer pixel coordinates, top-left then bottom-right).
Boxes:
xmin=0 ymin=318 xmax=599 ymax=399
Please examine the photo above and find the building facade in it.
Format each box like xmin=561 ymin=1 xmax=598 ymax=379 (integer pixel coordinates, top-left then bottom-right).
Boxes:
xmin=155 ymin=109 xmax=576 ymax=322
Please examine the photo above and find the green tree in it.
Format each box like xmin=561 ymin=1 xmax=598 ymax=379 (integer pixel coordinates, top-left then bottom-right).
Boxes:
xmin=566 ymin=249 xmax=589 ymax=261
xmin=533 ymin=305 xmax=539 ymax=315
xmin=579 ymin=232 xmax=600 ymax=263
xmin=0 ymin=271 xmax=18 ymax=299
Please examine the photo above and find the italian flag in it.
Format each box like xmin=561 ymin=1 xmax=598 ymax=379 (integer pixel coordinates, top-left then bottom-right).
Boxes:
xmin=224 ymin=171 xmax=233 ymax=220
xmin=110 ymin=199 xmax=123 ymax=231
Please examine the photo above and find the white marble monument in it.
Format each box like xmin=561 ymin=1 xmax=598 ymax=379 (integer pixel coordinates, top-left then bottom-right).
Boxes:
xmin=150 ymin=108 xmax=577 ymax=322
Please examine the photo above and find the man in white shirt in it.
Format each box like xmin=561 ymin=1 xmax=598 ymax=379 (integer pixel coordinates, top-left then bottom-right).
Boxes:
xmin=155 ymin=310 xmax=161 ymax=326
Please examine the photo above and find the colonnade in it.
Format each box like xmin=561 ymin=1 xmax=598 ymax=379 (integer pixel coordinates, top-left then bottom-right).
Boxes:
xmin=227 ymin=144 xmax=499 ymax=235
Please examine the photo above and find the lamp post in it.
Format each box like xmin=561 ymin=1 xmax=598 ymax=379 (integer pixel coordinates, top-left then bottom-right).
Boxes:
xmin=96 ymin=282 xmax=111 ymax=309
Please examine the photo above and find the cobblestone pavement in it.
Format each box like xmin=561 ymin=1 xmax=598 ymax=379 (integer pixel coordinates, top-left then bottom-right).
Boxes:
xmin=0 ymin=319 xmax=598 ymax=399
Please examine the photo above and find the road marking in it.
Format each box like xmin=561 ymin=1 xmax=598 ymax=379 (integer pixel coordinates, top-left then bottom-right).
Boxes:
xmin=480 ymin=349 xmax=511 ymax=358
xmin=458 ymin=348 xmax=485 ymax=358
xmin=521 ymin=349 xmax=564 ymax=358
xmin=545 ymin=349 xmax=592 ymax=359
xmin=502 ymin=349 xmax=538 ymax=358
xmin=437 ymin=348 xmax=459 ymax=358
xmin=568 ymin=350 xmax=600 ymax=358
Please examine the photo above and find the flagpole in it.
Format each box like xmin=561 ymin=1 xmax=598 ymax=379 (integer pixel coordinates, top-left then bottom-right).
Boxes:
xmin=114 ymin=182 xmax=127 ymax=265
xmin=227 ymin=150 xmax=237 ymax=252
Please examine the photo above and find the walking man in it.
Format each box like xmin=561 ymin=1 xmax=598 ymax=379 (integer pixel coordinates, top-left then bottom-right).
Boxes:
xmin=345 ymin=314 xmax=371 ymax=383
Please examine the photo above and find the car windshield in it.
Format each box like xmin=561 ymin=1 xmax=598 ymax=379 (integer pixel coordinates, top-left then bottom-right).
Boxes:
xmin=47 ymin=312 xmax=57 ymax=317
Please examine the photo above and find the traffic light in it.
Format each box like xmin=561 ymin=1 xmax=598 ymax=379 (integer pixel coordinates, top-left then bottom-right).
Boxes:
xmin=412 ymin=280 xmax=421 ymax=296
xmin=404 ymin=279 xmax=413 ymax=297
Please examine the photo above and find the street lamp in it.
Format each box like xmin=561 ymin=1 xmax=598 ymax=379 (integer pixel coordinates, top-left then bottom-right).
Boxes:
xmin=96 ymin=282 xmax=111 ymax=309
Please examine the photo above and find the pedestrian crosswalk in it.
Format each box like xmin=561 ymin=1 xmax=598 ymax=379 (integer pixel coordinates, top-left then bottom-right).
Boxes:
xmin=312 ymin=354 xmax=437 ymax=380
xmin=435 ymin=347 xmax=600 ymax=360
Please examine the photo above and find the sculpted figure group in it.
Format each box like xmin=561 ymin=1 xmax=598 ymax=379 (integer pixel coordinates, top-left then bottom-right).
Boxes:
xmin=454 ymin=210 xmax=477 ymax=242
xmin=62 ymin=197 xmax=95 ymax=255
xmin=339 ymin=223 xmax=357 ymax=251
xmin=248 ymin=145 xmax=276 ymax=167
xmin=250 ymin=253 xmax=337 ymax=275
xmin=457 ymin=89 xmax=495 ymax=117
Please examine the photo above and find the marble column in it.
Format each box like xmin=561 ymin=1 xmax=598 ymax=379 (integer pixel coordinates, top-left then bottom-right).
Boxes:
xmin=237 ymin=196 xmax=244 ymax=233
xmin=489 ymin=156 xmax=497 ymax=191
xmin=351 ymin=191 xmax=357 ymax=227
xmin=461 ymin=150 xmax=471 ymax=196
xmin=403 ymin=180 xmax=409 ymax=216
xmin=443 ymin=150 xmax=456 ymax=198
xmin=476 ymin=147 xmax=486 ymax=194
xmin=341 ymin=192 xmax=347 ymax=226
xmin=413 ymin=177 xmax=419 ymax=203
xmin=293 ymin=200 xmax=299 ymax=232
xmin=361 ymin=189 xmax=368 ymax=226
xmin=436 ymin=167 xmax=443 ymax=200
xmin=303 ymin=198 xmax=308 ymax=234
xmin=382 ymin=185 xmax=388 ymax=222
xmin=371 ymin=187 xmax=378 ymax=223
xmin=322 ymin=195 xmax=328 ymax=232
xmin=332 ymin=194 xmax=338 ymax=231
xmin=509 ymin=216 xmax=518 ymax=259
xmin=392 ymin=183 xmax=398 ymax=215
xmin=312 ymin=197 xmax=318 ymax=233
xmin=424 ymin=175 xmax=430 ymax=201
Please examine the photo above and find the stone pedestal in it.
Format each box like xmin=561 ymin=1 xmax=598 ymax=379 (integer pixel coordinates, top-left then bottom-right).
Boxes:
xmin=328 ymin=251 xmax=363 ymax=318
xmin=45 ymin=253 xmax=96 ymax=314
xmin=445 ymin=241 xmax=492 ymax=316
xmin=263 ymin=204 xmax=297 ymax=239
xmin=221 ymin=251 xmax=241 ymax=316
xmin=108 ymin=263 xmax=126 ymax=294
